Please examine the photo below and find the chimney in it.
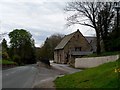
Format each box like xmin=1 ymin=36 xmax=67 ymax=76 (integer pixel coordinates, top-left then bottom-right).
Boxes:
xmin=77 ymin=29 xmax=79 ymax=32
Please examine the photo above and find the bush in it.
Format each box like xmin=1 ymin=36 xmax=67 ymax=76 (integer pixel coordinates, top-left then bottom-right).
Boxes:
xmin=12 ymin=55 xmax=21 ymax=65
xmin=0 ymin=59 xmax=17 ymax=65
xmin=2 ymin=52 xmax=10 ymax=60
xmin=39 ymin=57 xmax=50 ymax=66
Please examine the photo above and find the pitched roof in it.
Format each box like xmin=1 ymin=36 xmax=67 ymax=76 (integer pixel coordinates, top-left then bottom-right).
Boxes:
xmin=85 ymin=36 xmax=97 ymax=52
xmin=85 ymin=37 xmax=96 ymax=43
xmin=54 ymin=30 xmax=96 ymax=51
xmin=54 ymin=31 xmax=76 ymax=50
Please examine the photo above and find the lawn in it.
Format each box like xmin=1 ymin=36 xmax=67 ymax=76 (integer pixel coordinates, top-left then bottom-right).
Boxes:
xmin=0 ymin=59 xmax=17 ymax=65
xmin=85 ymin=51 xmax=120 ymax=57
xmin=54 ymin=59 xmax=120 ymax=88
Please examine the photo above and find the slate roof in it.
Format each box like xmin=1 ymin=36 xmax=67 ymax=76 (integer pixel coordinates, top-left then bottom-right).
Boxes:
xmin=54 ymin=31 xmax=75 ymax=50
xmin=85 ymin=37 xmax=97 ymax=52
xmin=85 ymin=37 xmax=96 ymax=43
xmin=54 ymin=30 xmax=96 ymax=52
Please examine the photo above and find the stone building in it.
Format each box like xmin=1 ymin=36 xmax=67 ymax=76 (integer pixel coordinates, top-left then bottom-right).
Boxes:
xmin=54 ymin=29 xmax=96 ymax=65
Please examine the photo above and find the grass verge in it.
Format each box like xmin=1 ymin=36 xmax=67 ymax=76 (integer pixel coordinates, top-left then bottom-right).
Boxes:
xmin=85 ymin=51 xmax=120 ymax=57
xmin=0 ymin=59 xmax=17 ymax=65
xmin=54 ymin=59 xmax=120 ymax=88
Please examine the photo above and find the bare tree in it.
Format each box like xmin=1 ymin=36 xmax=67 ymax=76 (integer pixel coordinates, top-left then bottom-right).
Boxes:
xmin=65 ymin=2 xmax=115 ymax=54
xmin=97 ymin=2 xmax=115 ymax=51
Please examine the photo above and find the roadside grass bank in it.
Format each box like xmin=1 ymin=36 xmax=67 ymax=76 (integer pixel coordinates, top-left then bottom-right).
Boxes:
xmin=0 ymin=60 xmax=17 ymax=69
xmin=85 ymin=51 xmax=120 ymax=57
xmin=54 ymin=59 xmax=120 ymax=88
xmin=0 ymin=59 xmax=17 ymax=65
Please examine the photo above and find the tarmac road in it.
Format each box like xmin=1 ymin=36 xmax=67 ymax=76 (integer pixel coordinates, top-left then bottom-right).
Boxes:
xmin=2 ymin=64 xmax=38 ymax=88
xmin=2 ymin=62 xmax=81 ymax=88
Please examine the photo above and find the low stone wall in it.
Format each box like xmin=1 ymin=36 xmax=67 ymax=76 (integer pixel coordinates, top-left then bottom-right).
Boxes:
xmin=1 ymin=64 xmax=17 ymax=70
xmin=75 ymin=55 xmax=119 ymax=68
xmin=37 ymin=61 xmax=51 ymax=68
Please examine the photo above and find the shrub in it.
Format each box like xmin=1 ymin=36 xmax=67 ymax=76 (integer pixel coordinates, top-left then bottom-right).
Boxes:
xmin=12 ymin=55 xmax=21 ymax=65
xmin=2 ymin=52 xmax=10 ymax=60
xmin=39 ymin=57 xmax=50 ymax=66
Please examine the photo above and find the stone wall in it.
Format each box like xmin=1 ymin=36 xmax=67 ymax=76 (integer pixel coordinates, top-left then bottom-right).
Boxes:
xmin=36 ymin=61 xmax=51 ymax=68
xmin=2 ymin=64 xmax=17 ymax=70
xmin=75 ymin=55 xmax=119 ymax=68
xmin=63 ymin=31 xmax=92 ymax=64
xmin=54 ymin=51 xmax=58 ymax=63
xmin=54 ymin=50 xmax=65 ymax=64
xmin=54 ymin=30 xmax=92 ymax=64
xmin=66 ymin=31 xmax=91 ymax=52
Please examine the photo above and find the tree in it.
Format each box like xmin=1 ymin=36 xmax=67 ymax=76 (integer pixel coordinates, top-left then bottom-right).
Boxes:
xmin=37 ymin=33 xmax=64 ymax=60
xmin=1 ymin=38 xmax=9 ymax=60
xmin=65 ymin=2 xmax=115 ymax=54
xmin=2 ymin=38 xmax=8 ymax=52
xmin=108 ymin=14 xmax=120 ymax=51
xmin=9 ymin=29 xmax=36 ymax=65
xmin=97 ymin=3 xmax=115 ymax=51
xmin=0 ymin=33 xmax=7 ymax=42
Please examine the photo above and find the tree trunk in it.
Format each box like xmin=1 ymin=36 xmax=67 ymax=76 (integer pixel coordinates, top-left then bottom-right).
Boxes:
xmin=96 ymin=31 xmax=101 ymax=55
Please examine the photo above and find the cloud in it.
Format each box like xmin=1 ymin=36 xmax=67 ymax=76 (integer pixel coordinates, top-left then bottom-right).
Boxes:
xmin=0 ymin=0 xmax=95 ymax=47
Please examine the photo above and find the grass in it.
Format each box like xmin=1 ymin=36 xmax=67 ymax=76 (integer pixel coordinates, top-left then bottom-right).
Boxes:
xmin=54 ymin=59 xmax=120 ymax=88
xmin=85 ymin=51 xmax=120 ymax=57
xmin=0 ymin=59 xmax=17 ymax=65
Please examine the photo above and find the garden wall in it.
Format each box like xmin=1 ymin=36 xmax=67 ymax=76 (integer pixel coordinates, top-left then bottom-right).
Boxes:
xmin=75 ymin=55 xmax=119 ymax=68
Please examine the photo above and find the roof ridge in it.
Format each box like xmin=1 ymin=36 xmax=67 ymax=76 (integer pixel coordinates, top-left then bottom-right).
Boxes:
xmin=65 ymin=30 xmax=76 ymax=36
xmin=54 ymin=30 xmax=76 ymax=50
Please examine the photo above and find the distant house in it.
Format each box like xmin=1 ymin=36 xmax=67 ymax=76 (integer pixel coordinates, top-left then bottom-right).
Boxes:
xmin=54 ymin=29 xmax=96 ymax=65
xmin=85 ymin=36 xmax=97 ymax=52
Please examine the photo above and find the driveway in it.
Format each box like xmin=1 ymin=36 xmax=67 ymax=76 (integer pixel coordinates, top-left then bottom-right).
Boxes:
xmin=33 ymin=62 xmax=81 ymax=88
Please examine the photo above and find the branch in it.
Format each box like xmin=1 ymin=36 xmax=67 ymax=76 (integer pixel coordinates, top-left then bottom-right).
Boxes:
xmin=78 ymin=22 xmax=95 ymax=28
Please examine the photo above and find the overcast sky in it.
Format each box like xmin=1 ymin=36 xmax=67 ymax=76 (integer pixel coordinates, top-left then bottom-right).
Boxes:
xmin=0 ymin=0 xmax=95 ymax=47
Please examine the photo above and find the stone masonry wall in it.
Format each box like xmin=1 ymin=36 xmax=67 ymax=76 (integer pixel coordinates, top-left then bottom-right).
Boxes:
xmin=75 ymin=55 xmax=119 ymax=68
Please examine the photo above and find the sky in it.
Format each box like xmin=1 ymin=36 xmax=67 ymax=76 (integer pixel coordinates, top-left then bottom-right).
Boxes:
xmin=0 ymin=0 xmax=95 ymax=47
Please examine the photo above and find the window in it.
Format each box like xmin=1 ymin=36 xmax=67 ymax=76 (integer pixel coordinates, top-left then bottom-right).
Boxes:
xmin=75 ymin=47 xmax=81 ymax=51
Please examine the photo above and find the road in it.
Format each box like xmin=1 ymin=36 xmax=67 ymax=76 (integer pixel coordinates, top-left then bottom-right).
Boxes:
xmin=2 ymin=62 xmax=81 ymax=88
xmin=51 ymin=62 xmax=81 ymax=74
xmin=2 ymin=64 xmax=37 ymax=88
xmin=33 ymin=62 xmax=81 ymax=88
